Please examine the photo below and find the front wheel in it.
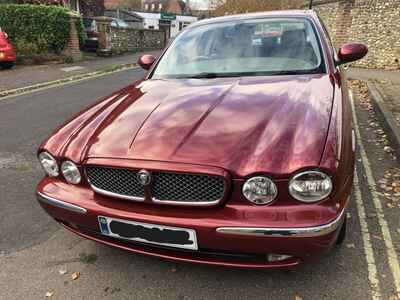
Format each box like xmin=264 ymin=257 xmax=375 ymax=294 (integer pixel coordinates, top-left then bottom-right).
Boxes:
xmin=0 ymin=61 xmax=15 ymax=69
xmin=336 ymin=217 xmax=347 ymax=245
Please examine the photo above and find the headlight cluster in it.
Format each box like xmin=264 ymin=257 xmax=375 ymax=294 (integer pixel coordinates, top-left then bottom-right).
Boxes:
xmin=242 ymin=176 xmax=277 ymax=205
xmin=61 ymin=161 xmax=81 ymax=184
xmin=38 ymin=152 xmax=59 ymax=177
xmin=242 ymin=170 xmax=332 ymax=205
xmin=38 ymin=152 xmax=81 ymax=184
xmin=289 ymin=171 xmax=332 ymax=202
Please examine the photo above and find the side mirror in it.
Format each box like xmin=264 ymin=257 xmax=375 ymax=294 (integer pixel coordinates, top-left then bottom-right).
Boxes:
xmin=137 ymin=54 xmax=156 ymax=70
xmin=337 ymin=43 xmax=368 ymax=65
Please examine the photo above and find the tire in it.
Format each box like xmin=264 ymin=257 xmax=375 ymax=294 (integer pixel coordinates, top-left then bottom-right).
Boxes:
xmin=336 ymin=217 xmax=347 ymax=245
xmin=0 ymin=61 xmax=15 ymax=69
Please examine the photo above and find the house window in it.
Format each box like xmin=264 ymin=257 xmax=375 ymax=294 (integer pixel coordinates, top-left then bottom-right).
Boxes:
xmin=159 ymin=3 xmax=162 ymax=10
xmin=151 ymin=3 xmax=155 ymax=10
xmin=145 ymin=3 xmax=149 ymax=10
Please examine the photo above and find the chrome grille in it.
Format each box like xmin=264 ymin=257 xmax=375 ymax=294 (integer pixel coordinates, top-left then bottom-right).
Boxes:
xmin=151 ymin=172 xmax=225 ymax=203
xmin=85 ymin=166 xmax=225 ymax=204
xmin=86 ymin=166 xmax=144 ymax=199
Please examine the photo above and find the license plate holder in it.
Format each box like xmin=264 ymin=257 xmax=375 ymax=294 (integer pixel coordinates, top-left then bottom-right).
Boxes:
xmin=98 ymin=216 xmax=198 ymax=250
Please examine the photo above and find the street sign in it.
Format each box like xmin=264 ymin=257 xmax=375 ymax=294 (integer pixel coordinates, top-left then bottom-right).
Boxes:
xmin=161 ymin=12 xmax=176 ymax=21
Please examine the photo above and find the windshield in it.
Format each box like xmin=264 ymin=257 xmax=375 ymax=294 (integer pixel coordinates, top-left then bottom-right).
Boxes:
xmin=152 ymin=18 xmax=324 ymax=79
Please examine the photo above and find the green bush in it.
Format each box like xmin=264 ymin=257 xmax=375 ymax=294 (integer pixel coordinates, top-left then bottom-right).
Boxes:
xmin=76 ymin=16 xmax=87 ymax=49
xmin=0 ymin=4 xmax=86 ymax=57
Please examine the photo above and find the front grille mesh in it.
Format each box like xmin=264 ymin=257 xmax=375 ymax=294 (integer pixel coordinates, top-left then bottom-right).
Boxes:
xmin=86 ymin=167 xmax=144 ymax=198
xmin=152 ymin=172 xmax=225 ymax=203
xmin=85 ymin=166 xmax=225 ymax=204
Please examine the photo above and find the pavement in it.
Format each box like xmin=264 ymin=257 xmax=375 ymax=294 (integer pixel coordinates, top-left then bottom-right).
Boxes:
xmin=0 ymin=50 xmax=161 ymax=93
xmin=347 ymin=68 xmax=400 ymax=158
xmin=0 ymin=69 xmax=399 ymax=299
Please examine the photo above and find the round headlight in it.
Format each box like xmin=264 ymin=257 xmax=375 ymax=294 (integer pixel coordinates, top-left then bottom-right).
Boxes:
xmin=242 ymin=176 xmax=278 ymax=205
xmin=38 ymin=152 xmax=59 ymax=177
xmin=61 ymin=161 xmax=81 ymax=184
xmin=289 ymin=171 xmax=332 ymax=203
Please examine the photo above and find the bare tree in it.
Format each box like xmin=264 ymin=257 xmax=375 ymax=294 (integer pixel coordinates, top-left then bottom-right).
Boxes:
xmin=213 ymin=0 xmax=306 ymax=16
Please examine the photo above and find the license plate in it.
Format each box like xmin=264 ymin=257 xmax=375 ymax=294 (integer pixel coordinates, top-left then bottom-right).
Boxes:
xmin=98 ymin=216 xmax=198 ymax=250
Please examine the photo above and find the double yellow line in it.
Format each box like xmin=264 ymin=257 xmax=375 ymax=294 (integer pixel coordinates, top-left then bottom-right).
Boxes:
xmin=0 ymin=65 xmax=139 ymax=101
xmin=350 ymin=90 xmax=400 ymax=298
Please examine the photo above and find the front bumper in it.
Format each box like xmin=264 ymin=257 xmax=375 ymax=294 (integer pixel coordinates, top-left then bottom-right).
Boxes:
xmin=36 ymin=177 xmax=351 ymax=268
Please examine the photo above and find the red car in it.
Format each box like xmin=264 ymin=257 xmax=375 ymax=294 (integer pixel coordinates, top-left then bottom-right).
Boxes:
xmin=36 ymin=10 xmax=367 ymax=268
xmin=0 ymin=28 xmax=16 ymax=69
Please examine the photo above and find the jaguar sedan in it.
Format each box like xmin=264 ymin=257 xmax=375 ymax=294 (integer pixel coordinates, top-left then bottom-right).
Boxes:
xmin=36 ymin=10 xmax=367 ymax=268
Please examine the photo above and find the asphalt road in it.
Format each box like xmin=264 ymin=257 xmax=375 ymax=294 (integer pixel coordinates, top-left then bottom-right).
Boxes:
xmin=0 ymin=69 xmax=399 ymax=300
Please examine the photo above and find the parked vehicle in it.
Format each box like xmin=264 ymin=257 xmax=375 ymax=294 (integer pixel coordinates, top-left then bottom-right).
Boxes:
xmin=82 ymin=18 xmax=99 ymax=52
xmin=82 ymin=17 xmax=130 ymax=52
xmin=36 ymin=10 xmax=367 ymax=268
xmin=0 ymin=27 xmax=16 ymax=69
xmin=110 ymin=18 xmax=129 ymax=29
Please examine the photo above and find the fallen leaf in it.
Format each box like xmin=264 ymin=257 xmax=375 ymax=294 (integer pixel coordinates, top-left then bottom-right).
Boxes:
xmin=387 ymin=203 xmax=395 ymax=209
xmin=347 ymin=212 xmax=351 ymax=219
xmin=45 ymin=291 xmax=54 ymax=298
xmin=71 ymin=272 xmax=80 ymax=280
xmin=294 ymin=294 xmax=303 ymax=300
xmin=59 ymin=269 xmax=67 ymax=275
xmin=346 ymin=243 xmax=356 ymax=249
xmin=384 ymin=146 xmax=392 ymax=153
xmin=397 ymin=228 xmax=400 ymax=235
xmin=394 ymin=187 xmax=400 ymax=193
xmin=171 ymin=267 xmax=177 ymax=273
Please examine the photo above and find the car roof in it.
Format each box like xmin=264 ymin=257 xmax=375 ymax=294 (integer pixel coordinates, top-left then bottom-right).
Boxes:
xmin=190 ymin=10 xmax=318 ymax=28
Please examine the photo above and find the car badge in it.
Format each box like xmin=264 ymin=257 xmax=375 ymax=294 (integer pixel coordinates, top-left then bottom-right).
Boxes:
xmin=137 ymin=169 xmax=152 ymax=186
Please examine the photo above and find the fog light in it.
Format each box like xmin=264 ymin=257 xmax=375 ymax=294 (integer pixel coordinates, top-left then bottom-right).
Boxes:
xmin=267 ymin=254 xmax=293 ymax=262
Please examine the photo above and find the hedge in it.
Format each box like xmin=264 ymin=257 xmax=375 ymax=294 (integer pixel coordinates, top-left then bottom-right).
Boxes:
xmin=0 ymin=4 xmax=86 ymax=55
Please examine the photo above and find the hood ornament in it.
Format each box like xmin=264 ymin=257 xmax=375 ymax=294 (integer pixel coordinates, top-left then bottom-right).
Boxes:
xmin=137 ymin=169 xmax=152 ymax=186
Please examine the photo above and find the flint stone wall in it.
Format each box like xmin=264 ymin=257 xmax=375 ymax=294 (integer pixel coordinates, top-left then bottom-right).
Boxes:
xmin=314 ymin=0 xmax=400 ymax=69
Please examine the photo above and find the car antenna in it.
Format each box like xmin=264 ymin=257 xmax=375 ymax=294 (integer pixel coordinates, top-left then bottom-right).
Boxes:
xmin=309 ymin=0 xmax=314 ymax=9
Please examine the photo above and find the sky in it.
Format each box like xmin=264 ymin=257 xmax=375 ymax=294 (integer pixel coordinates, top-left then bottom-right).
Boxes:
xmin=187 ymin=0 xmax=210 ymax=10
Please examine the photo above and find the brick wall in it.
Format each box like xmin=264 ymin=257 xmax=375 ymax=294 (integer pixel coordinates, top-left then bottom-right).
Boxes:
xmin=110 ymin=27 xmax=166 ymax=53
xmin=314 ymin=0 xmax=400 ymax=69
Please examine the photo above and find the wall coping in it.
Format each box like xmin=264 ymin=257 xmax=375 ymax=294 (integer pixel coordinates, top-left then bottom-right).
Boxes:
xmin=111 ymin=27 xmax=164 ymax=34
xmin=302 ymin=0 xmax=342 ymax=8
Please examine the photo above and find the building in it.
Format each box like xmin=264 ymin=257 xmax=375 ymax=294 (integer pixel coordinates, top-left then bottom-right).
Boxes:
xmin=134 ymin=11 xmax=197 ymax=38
xmin=142 ymin=0 xmax=191 ymax=15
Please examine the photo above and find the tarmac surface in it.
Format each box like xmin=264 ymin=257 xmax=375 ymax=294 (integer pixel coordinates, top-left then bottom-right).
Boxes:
xmin=0 ymin=69 xmax=399 ymax=299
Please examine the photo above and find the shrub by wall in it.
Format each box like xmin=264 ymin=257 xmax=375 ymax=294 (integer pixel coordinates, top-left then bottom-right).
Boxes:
xmin=0 ymin=4 xmax=86 ymax=59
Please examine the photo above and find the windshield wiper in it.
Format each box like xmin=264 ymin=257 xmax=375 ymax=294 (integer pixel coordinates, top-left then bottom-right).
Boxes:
xmin=185 ymin=72 xmax=222 ymax=79
xmin=267 ymin=70 xmax=319 ymax=76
